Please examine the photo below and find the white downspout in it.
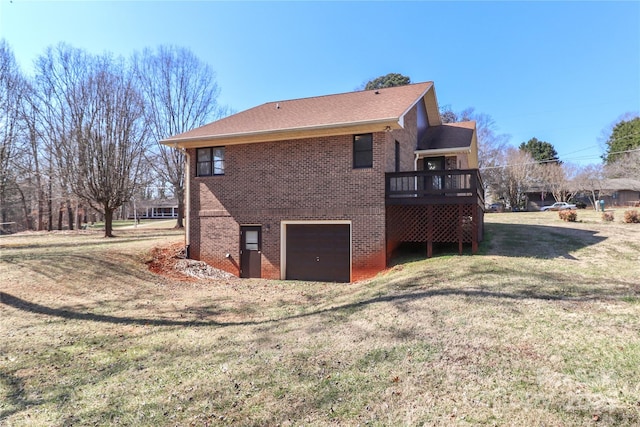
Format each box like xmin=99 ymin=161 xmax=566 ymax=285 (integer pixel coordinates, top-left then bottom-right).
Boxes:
xmin=414 ymin=153 xmax=420 ymax=196
xmin=180 ymin=147 xmax=190 ymax=254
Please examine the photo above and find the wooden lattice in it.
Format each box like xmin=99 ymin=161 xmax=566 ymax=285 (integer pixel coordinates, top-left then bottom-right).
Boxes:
xmin=386 ymin=204 xmax=481 ymax=255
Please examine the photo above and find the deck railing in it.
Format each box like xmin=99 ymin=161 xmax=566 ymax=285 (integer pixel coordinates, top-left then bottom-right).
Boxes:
xmin=385 ymin=169 xmax=484 ymax=206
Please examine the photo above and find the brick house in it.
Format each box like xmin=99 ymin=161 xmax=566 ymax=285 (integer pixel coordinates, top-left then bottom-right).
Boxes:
xmin=162 ymin=82 xmax=484 ymax=282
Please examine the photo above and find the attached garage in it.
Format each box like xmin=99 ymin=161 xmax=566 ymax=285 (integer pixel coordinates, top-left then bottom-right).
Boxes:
xmin=282 ymin=222 xmax=351 ymax=282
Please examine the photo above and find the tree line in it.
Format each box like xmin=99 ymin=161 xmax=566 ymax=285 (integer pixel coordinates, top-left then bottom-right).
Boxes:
xmin=484 ymin=124 xmax=639 ymax=211
xmin=0 ymin=40 xmax=227 ymax=236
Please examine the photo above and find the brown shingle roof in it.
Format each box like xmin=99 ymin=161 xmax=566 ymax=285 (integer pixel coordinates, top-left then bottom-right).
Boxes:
xmin=162 ymin=82 xmax=433 ymax=145
xmin=600 ymin=178 xmax=640 ymax=191
xmin=417 ymin=121 xmax=476 ymax=151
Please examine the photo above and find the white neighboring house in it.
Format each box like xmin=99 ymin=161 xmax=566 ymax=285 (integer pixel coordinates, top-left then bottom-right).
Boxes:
xmin=129 ymin=198 xmax=179 ymax=219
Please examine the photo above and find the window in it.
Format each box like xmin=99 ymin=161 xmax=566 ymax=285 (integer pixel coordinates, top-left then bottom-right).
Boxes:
xmin=424 ymin=157 xmax=444 ymax=190
xmin=395 ymin=140 xmax=400 ymax=172
xmin=196 ymin=147 xmax=225 ymax=176
xmin=245 ymin=230 xmax=259 ymax=250
xmin=353 ymin=134 xmax=373 ymax=168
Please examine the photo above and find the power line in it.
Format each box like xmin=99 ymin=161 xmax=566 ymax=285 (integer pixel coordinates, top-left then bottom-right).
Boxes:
xmin=557 ymin=145 xmax=600 ymax=157
xmin=483 ymin=129 xmax=640 ymax=170
xmin=481 ymin=147 xmax=640 ymax=171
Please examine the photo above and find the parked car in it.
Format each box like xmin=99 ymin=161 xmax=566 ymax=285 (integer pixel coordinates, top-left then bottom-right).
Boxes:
xmin=540 ymin=202 xmax=577 ymax=211
xmin=487 ymin=203 xmax=504 ymax=213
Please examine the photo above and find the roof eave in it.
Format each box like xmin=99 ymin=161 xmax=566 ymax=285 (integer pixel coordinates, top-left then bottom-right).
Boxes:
xmin=160 ymin=118 xmax=403 ymax=148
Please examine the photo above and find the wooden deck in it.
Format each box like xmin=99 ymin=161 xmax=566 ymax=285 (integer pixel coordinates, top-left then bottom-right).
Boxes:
xmin=385 ymin=169 xmax=484 ymax=258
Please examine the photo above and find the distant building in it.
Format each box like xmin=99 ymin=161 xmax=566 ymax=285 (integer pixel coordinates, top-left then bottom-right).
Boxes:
xmin=598 ymin=179 xmax=640 ymax=208
xmin=130 ymin=198 xmax=179 ymax=219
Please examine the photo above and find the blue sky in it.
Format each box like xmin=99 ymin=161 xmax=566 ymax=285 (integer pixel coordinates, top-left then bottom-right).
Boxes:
xmin=1 ymin=1 xmax=638 ymax=165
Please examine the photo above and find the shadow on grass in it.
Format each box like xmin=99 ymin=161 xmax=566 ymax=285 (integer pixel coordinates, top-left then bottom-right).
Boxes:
xmin=0 ymin=370 xmax=41 ymax=421
xmin=1 ymin=252 xmax=157 ymax=284
xmin=3 ymin=278 xmax=633 ymax=330
xmin=0 ymin=337 xmax=136 ymax=423
xmin=482 ymin=222 xmax=605 ymax=258
xmin=390 ymin=222 xmax=607 ymax=265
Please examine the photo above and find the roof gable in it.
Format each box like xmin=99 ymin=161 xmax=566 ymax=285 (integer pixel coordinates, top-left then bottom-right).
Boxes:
xmin=162 ymin=82 xmax=434 ymax=147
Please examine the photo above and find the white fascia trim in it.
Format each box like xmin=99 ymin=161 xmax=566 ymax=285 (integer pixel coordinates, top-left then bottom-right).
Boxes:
xmin=280 ymin=220 xmax=352 ymax=281
xmin=414 ymin=147 xmax=471 ymax=157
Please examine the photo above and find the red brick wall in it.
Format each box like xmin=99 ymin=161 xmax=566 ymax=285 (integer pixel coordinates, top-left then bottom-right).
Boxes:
xmin=187 ymin=105 xmax=421 ymax=281
xmin=385 ymin=105 xmax=419 ymax=260
xmin=387 ymin=105 xmax=419 ymax=173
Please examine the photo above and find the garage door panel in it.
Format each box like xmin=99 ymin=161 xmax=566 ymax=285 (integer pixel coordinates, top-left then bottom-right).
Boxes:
xmin=286 ymin=224 xmax=350 ymax=282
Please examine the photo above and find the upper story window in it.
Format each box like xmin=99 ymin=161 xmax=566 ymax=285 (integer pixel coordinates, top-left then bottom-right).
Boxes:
xmin=196 ymin=147 xmax=225 ymax=176
xmin=353 ymin=134 xmax=373 ymax=169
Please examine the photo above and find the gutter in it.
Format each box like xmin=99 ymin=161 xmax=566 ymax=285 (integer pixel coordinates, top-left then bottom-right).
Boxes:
xmin=414 ymin=146 xmax=471 ymax=157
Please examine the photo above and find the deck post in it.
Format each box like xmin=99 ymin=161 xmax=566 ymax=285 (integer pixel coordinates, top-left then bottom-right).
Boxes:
xmin=426 ymin=205 xmax=433 ymax=258
xmin=458 ymin=204 xmax=463 ymax=255
xmin=472 ymin=204 xmax=478 ymax=254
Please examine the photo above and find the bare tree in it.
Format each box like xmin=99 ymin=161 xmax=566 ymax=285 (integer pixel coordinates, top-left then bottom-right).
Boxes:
xmin=490 ymin=148 xmax=536 ymax=210
xmin=19 ymin=88 xmax=48 ymax=230
xmin=32 ymin=44 xmax=148 ymax=237
xmin=133 ymin=46 xmax=227 ymax=228
xmin=67 ymin=54 xmax=148 ymax=237
xmin=0 ymin=39 xmax=26 ymax=232
xmin=31 ymin=44 xmax=93 ymax=232
xmin=574 ymin=164 xmax=605 ymax=210
xmin=604 ymin=150 xmax=640 ymax=178
xmin=539 ymin=162 xmax=578 ymax=203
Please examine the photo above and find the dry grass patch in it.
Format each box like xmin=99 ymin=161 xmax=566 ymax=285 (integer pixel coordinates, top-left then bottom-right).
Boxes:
xmin=1 ymin=213 xmax=639 ymax=425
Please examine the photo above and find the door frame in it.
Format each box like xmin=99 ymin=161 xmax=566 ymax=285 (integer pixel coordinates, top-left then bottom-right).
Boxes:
xmin=280 ymin=220 xmax=352 ymax=281
xmin=240 ymin=225 xmax=262 ymax=278
xmin=423 ymin=156 xmax=446 ymax=191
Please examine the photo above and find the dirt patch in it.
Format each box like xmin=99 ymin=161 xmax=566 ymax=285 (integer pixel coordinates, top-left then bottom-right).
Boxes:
xmin=145 ymin=242 xmax=234 ymax=281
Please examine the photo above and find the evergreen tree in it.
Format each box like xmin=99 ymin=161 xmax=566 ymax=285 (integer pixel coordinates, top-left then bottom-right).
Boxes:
xmin=603 ymin=117 xmax=640 ymax=164
xmin=519 ymin=137 xmax=560 ymax=163
xmin=364 ymin=73 xmax=411 ymax=90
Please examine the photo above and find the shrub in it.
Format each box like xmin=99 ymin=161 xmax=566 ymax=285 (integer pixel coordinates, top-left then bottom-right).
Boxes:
xmin=623 ymin=210 xmax=640 ymax=223
xmin=559 ymin=210 xmax=577 ymax=222
xmin=602 ymin=212 xmax=614 ymax=222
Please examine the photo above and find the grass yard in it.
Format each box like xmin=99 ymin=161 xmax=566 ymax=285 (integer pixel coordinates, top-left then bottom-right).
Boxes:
xmin=86 ymin=219 xmax=178 ymax=230
xmin=1 ymin=209 xmax=639 ymax=426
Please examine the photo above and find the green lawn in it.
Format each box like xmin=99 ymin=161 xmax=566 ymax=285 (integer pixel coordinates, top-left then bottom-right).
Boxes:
xmin=1 ymin=210 xmax=639 ymax=426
